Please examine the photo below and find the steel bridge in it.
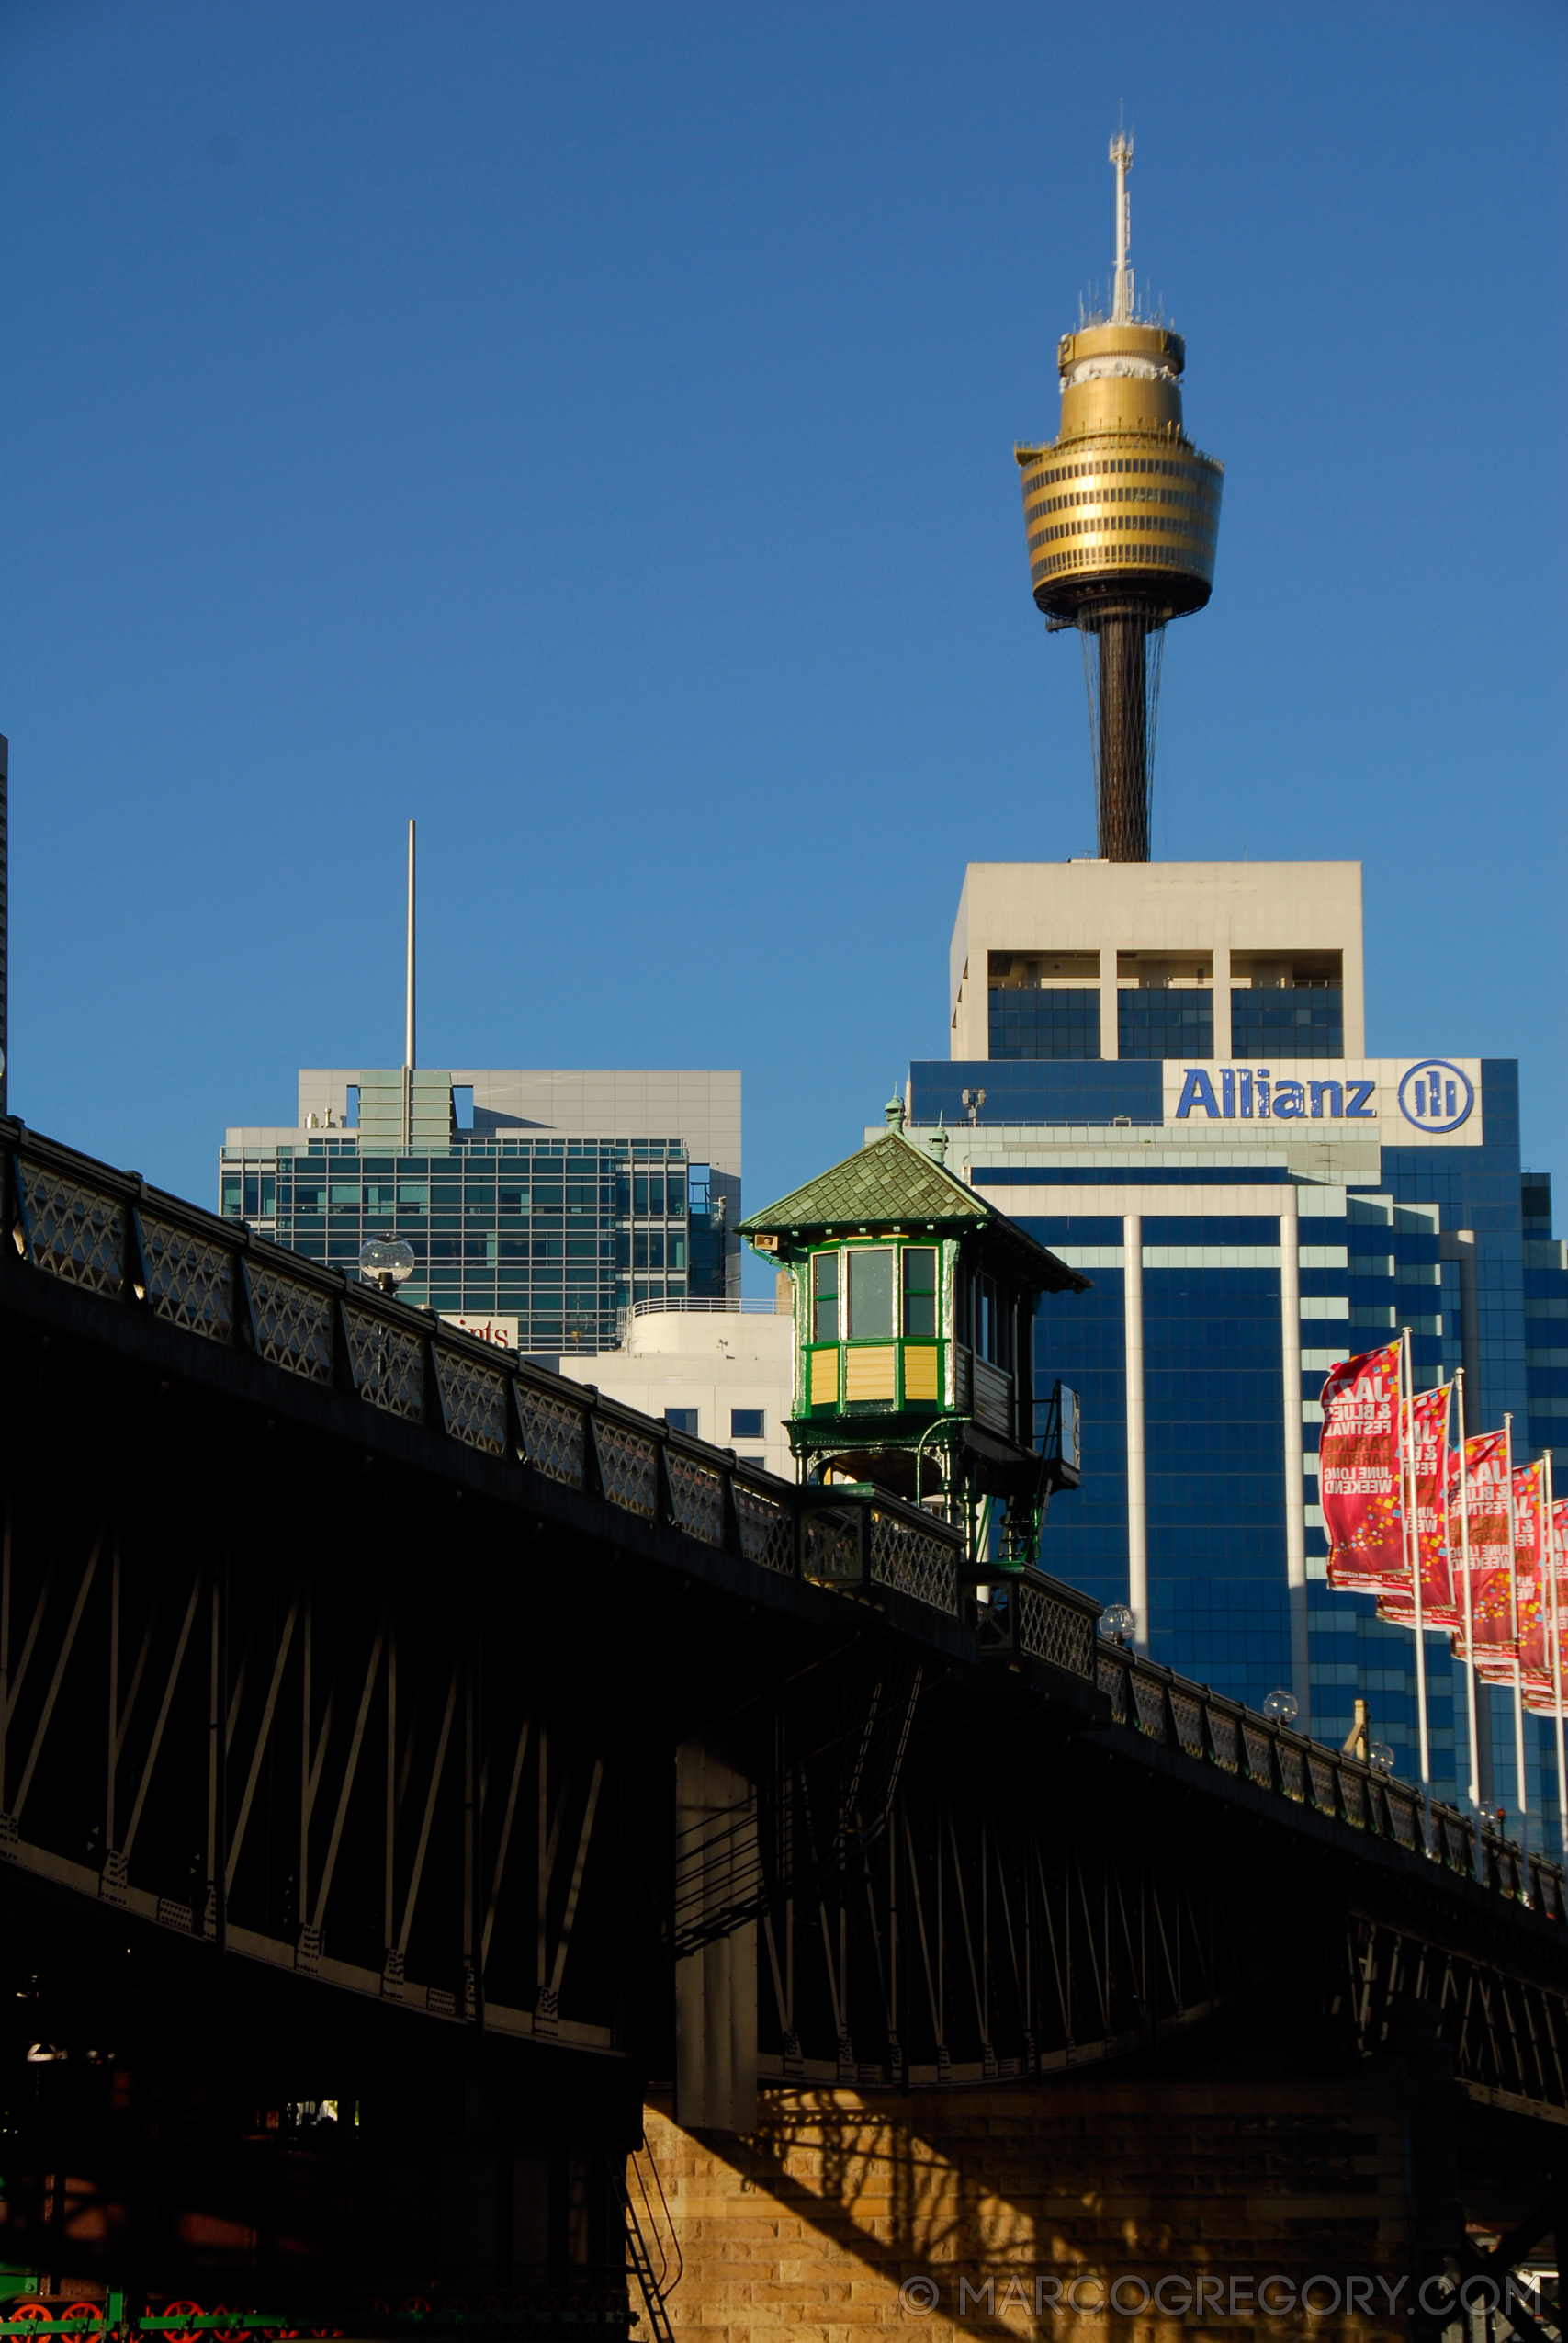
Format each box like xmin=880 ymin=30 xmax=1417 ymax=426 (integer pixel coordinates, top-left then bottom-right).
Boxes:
xmin=1 ymin=1119 xmax=1566 ymax=2338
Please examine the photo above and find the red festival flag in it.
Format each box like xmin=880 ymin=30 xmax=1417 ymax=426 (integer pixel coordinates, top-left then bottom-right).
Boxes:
xmin=1514 ymin=1463 xmax=1549 ymax=1686
xmin=1378 ymin=1385 xmax=1458 ymax=1628
xmin=1458 ymin=1432 xmax=1517 ymax=1680
xmin=1524 ymin=1492 xmax=1568 ymax=1715
xmin=1320 ymin=1342 xmax=1405 ymax=1595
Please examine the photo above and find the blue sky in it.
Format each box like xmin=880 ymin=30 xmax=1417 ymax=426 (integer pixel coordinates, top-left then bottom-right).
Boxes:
xmin=3 ymin=2 xmax=1563 ymax=1281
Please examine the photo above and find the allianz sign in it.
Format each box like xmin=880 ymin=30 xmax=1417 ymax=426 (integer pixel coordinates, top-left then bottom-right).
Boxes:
xmin=1167 ymin=1058 xmax=1478 ymax=1138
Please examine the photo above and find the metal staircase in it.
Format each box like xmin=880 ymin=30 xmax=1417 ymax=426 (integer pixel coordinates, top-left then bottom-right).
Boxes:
xmin=608 ymin=2140 xmax=681 ymax=2343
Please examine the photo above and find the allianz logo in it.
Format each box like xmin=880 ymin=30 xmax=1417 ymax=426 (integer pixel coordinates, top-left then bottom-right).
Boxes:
xmin=1174 ymin=1058 xmax=1473 ymax=1132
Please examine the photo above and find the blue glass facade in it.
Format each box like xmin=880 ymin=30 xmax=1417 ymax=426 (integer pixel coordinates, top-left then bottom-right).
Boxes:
xmin=220 ymin=1133 xmax=727 ymax=1352
xmin=911 ymin=1061 xmax=1162 ymax=1126
xmin=1230 ymin=987 xmax=1343 ymax=1059
xmin=988 ymin=988 xmax=1100 ymax=1059
xmin=1117 ymin=989 xmax=1213 ymax=1061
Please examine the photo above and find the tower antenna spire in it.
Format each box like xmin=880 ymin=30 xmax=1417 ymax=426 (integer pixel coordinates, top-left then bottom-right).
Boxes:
xmin=1111 ymin=123 xmax=1134 ymax=325
xmin=404 ymin=818 xmax=416 ymax=1071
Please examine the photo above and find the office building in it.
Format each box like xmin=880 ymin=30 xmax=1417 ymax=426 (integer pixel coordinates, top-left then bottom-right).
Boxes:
xmin=899 ymin=855 xmax=1567 ymax=1833
xmin=220 ymin=1067 xmax=740 ymax=1356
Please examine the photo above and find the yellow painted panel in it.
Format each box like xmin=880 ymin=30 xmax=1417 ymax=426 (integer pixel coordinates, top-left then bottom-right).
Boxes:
xmin=844 ymin=1345 xmax=897 ymax=1402
xmin=810 ymin=1346 xmax=840 ymax=1405
xmin=902 ymin=1343 xmax=940 ymax=1403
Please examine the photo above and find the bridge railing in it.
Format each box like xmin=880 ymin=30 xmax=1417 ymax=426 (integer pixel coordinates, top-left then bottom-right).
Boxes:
xmin=1090 ymin=1636 xmax=1568 ymax=1915
xmin=1 ymin=1123 xmax=962 ymax=1618
xmin=8 ymin=1121 xmax=1562 ymax=1915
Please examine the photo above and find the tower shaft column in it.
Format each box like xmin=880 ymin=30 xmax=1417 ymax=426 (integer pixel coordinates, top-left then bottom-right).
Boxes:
xmin=1097 ymin=610 xmax=1150 ymax=862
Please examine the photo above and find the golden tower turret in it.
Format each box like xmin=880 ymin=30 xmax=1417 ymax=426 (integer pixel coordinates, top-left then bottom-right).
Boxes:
xmin=1016 ymin=132 xmax=1224 ymax=860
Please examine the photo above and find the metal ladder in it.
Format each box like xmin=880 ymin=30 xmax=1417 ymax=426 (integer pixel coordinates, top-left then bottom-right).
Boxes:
xmin=607 ymin=2142 xmax=680 ymax=2343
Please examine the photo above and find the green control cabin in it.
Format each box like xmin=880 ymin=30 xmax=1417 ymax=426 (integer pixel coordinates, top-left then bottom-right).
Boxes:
xmin=739 ymin=1109 xmax=1089 ymax=1540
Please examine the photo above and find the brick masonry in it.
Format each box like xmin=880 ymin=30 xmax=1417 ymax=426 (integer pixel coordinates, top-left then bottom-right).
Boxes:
xmin=639 ymin=2077 xmax=1421 ymax=2341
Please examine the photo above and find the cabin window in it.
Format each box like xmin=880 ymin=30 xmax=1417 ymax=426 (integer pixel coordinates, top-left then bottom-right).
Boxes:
xmin=812 ymin=1251 xmax=840 ymax=1342
xmin=953 ymin=1262 xmax=971 ymax=1347
xmin=846 ymin=1247 xmax=895 ymax=1341
xmin=977 ymin=1273 xmax=1010 ymax=1370
xmin=902 ymin=1247 xmax=938 ymax=1338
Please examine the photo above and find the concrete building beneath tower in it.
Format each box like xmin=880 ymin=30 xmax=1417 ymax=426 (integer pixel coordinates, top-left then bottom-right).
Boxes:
xmin=220 ymin=1067 xmax=741 ymax=1355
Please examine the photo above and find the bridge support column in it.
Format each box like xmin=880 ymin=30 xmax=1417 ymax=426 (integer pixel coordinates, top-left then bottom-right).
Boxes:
xmin=673 ymin=1742 xmax=757 ymax=2135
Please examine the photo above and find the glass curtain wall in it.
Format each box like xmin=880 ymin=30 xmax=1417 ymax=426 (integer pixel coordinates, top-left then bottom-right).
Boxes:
xmin=220 ymin=1136 xmax=705 ymax=1350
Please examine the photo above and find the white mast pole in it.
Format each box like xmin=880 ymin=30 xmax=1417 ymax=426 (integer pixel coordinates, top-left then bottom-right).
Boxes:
xmin=405 ymin=819 xmax=416 ymax=1073
xmin=1505 ymin=1413 xmax=1529 ymax=1859
xmin=1547 ymin=1450 xmax=1566 ymax=1861
xmin=1403 ymin=1330 xmax=1431 ymax=1818
xmin=1456 ymin=1370 xmax=1482 ymax=1817
xmin=1111 ymin=129 xmax=1134 ymax=325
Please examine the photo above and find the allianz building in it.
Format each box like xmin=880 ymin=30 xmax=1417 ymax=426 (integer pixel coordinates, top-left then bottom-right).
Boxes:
xmin=902 ymin=858 xmax=1567 ymax=1836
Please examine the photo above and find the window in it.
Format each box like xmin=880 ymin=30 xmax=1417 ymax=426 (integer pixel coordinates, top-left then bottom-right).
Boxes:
xmin=847 ymin=1248 xmax=895 ymax=1341
xmin=731 ymin=1409 xmax=764 ymax=1440
xmin=902 ymin=1248 xmax=938 ymax=1338
xmin=665 ymin=1408 xmax=699 ymax=1436
xmin=453 ymin=1086 xmax=474 ymax=1131
xmin=812 ymin=1251 xmax=840 ymax=1343
xmin=977 ymin=1273 xmax=1010 ymax=1370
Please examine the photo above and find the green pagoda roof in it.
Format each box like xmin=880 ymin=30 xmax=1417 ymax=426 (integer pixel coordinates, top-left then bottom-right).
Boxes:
xmin=739 ymin=1130 xmax=1089 ymax=1294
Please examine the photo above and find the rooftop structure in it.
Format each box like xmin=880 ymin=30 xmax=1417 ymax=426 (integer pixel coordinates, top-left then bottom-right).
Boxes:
xmin=950 ymin=860 xmax=1363 ymax=1067
xmin=1016 ymin=133 xmax=1224 ymax=860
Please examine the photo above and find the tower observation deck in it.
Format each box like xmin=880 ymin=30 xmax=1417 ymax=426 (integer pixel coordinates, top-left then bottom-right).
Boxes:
xmin=1016 ymin=133 xmax=1224 ymax=860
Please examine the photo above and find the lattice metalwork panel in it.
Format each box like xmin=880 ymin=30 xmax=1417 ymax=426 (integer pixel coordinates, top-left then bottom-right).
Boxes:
xmin=1386 ymin=1791 xmax=1420 ymax=1851
xmin=1169 ymin=1691 xmax=1205 ymax=1760
xmin=667 ymin=1451 xmax=725 ymax=1546
xmin=140 ymin=1214 xmax=234 ymax=1344
xmin=1308 ymin=1755 xmax=1337 ymax=1815
xmin=1207 ymin=1713 xmax=1239 ymax=1772
xmin=519 ymin=1388 xmax=586 ymax=1488
xmin=1130 ymin=1676 xmax=1168 ymax=1739
xmin=1341 ymin=1771 xmax=1367 ymax=1829
xmin=250 ymin=1266 xmax=334 ymax=1384
xmin=1096 ymin=1657 xmax=1129 ymax=1720
xmin=868 ymin=1511 xmax=957 ymax=1615
xmin=595 ymin=1421 xmax=658 ymax=1518
xmin=1436 ymin=1812 xmax=1474 ymax=1873
xmin=735 ymin=1484 xmax=795 ymax=1575
xmin=344 ymin=1308 xmax=424 ymax=1421
xmin=1017 ymin=1584 xmax=1094 ymax=1678
xmin=1242 ymin=1724 xmax=1273 ymax=1785
xmin=20 ymin=1165 xmax=123 ymax=1296
xmin=1278 ymin=1745 xmax=1307 ymax=1803
xmin=803 ymin=1510 xmax=860 ymax=1585
xmin=434 ymin=1350 xmax=509 ymax=1454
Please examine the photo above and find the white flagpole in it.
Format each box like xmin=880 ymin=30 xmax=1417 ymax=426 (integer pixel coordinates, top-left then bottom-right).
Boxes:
xmin=1402 ymin=1330 xmax=1431 ymax=1819
xmin=1455 ymin=1370 xmax=1482 ymax=1818
xmin=1547 ymin=1450 xmax=1566 ymax=1862
xmin=1504 ymin=1412 xmax=1529 ymax=1859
